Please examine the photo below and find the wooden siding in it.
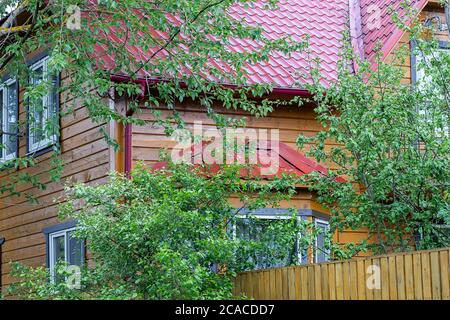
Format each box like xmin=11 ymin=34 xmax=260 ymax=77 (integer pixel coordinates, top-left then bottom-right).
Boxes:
xmin=0 ymin=69 xmax=112 ymax=290
xmin=234 ymin=247 xmax=450 ymax=300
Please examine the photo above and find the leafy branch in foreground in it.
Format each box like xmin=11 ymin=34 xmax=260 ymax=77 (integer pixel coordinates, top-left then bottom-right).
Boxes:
xmin=7 ymin=163 xmax=319 ymax=300
xmin=298 ymin=3 xmax=449 ymax=255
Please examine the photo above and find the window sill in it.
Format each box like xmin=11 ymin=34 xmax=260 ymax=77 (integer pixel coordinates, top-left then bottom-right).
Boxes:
xmin=26 ymin=144 xmax=57 ymax=158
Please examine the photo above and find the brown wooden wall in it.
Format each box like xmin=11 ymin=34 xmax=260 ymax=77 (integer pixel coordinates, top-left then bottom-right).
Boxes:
xmin=0 ymin=68 xmax=113 ymax=291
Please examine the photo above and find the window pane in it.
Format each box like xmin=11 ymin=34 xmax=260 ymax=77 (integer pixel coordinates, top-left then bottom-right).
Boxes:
xmin=67 ymin=231 xmax=83 ymax=266
xmin=236 ymin=218 xmax=295 ymax=270
xmin=315 ymin=221 xmax=329 ymax=263
xmin=5 ymin=82 xmax=17 ymax=157
xmin=0 ymin=89 xmax=3 ymax=159
xmin=30 ymin=65 xmax=45 ymax=147
xmin=52 ymin=235 xmax=65 ymax=265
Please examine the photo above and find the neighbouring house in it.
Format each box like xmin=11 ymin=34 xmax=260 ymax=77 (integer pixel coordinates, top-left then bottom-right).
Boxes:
xmin=0 ymin=0 xmax=448 ymax=293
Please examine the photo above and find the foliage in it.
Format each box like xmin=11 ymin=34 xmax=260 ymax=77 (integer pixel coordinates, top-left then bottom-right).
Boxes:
xmin=298 ymin=4 xmax=449 ymax=255
xmin=6 ymin=163 xmax=317 ymax=299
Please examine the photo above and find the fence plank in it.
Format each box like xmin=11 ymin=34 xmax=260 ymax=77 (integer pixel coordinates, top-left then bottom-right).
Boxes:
xmin=281 ymin=268 xmax=289 ymax=299
xmin=275 ymin=268 xmax=283 ymax=300
xmin=413 ymin=253 xmax=423 ymax=300
xmin=300 ymin=267 xmax=308 ymax=300
xmin=288 ymin=267 xmax=296 ymax=300
xmin=396 ymin=255 xmax=406 ymax=300
xmin=372 ymin=258 xmax=382 ymax=300
xmin=365 ymin=259 xmax=374 ymax=300
xmin=253 ymin=272 xmax=260 ymax=300
xmin=421 ymin=253 xmax=432 ymax=299
xmin=380 ymin=257 xmax=390 ymax=300
xmin=321 ymin=264 xmax=330 ymax=300
xmin=269 ymin=269 xmax=276 ymax=300
xmin=263 ymin=270 xmax=270 ymax=300
xmin=350 ymin=261 xmax=358 ymax=300
xmin=439 ymin=250 xmax=449 ymax=300
xmin=342 ymin=262 xmax=351 ymax=300
xmin=307 ymin=266 xmax=315 ymax=300
xmin=404 ymin=254 xmax=414 ymax=300
xmin=357 ymin=260 xmax=366 ymax=300
xmin=335 ymin=263 xmax=344 ymax=300
xmin=430 ymin=251 xmax=441 ymax=300
xmin=314 ymin=265 xmax=322 ymax=300
xmin=388 ymin=256 xmax=398 ymax=300
xmin=294 ymin=267 xmax=302 ymax=300
xmin=328 ymin=263 xmax=336 ymax=300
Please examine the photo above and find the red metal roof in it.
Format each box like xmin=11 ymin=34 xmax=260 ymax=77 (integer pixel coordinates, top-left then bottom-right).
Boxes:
xmin=360 ymin=0 xmax=428 ymax=65
xmin=227 ymin=0 xmax=349 ymax=88
xmin=100 ymin=0 xmax=428 ymax=91
xmin=152 ymin=140 xmax=344 ymax=181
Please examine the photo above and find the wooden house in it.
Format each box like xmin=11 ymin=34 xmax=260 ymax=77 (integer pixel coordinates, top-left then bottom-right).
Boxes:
xmin=0 ymin=0 xmax=448 ymax=292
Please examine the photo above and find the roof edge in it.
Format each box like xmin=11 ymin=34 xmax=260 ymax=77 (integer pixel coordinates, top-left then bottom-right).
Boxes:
xmin=372 ymin=0 xmax=429 ymax=69
xmin=110 ymin=73 xmax=313 ymax=98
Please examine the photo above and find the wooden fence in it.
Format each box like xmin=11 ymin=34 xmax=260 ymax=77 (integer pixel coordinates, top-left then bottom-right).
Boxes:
xmin=233 ymin=247 xmax=450 ymax=300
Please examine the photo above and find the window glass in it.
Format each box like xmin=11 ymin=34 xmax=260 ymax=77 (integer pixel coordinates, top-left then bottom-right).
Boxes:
xmin=414 ymin=45 xmax=449 ymax=136
xmin=5 ymin=82 xmax=17 ymax=156
xmin=29 ymin=64 xmax=45 ymax=149
xmin=28 ymin=57 xmax=58 ymax=153
xmin=51 ymin=234 xmax=66 ymax=268
xmin=48 ymin=227 xmax=84 ymax=282
xmin=315 ymin=220 xmax=330 ymax=263
xmin=0 ymin=89 xmax=3 ymax=159
xmin=236 ymin=217 xmax=298 ymax=270
xmin=68 ymin=231 xmax=84 ymax=266
xmin=1 ymin=79 xmax=18 ymax=160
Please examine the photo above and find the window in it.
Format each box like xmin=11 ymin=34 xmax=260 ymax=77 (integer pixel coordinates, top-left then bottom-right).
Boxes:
xmin=28 ymin=56 xmax=59 ymax=154
xmin=0 ymin=78 xmax=18 ymax=161
xmin=235 ymin=215 xmax=302 ymax=270
xmin=314 ymin=219 xmax=330 ymax=263
xmin=234 ymin=209 xmax=330 ymax=270
xmin=412 ymin=41 xmax=449 ymax=136
xmin=44 ymin=222 xmax=84 ymax=281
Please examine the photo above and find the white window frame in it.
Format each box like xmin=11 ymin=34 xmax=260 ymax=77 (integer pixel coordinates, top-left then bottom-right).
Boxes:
xmin=0 ymin=78 xmax=18 ymax=161
xmin=28 ymin=56 xmax=57 ymax=153
xmin=314 ymin=218 xmax=330 ymax=263
xmin=48 ymin=227 xmax=76 ymax=282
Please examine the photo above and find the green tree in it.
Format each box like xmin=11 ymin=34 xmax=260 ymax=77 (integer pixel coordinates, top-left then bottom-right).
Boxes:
xmin=7 ymin=163 xmax=314 ymax=299
xmin=298 ymin=5 xmax=449 ymax=256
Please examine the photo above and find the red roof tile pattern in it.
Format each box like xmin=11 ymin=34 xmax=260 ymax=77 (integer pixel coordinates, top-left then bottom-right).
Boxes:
xmin=227 ymin=0 xmax=349 ymax=88
xmin=100 ymin=0 xmax=429 ymax=91
xmin=360 ymin=0 xmax=428 ymax=63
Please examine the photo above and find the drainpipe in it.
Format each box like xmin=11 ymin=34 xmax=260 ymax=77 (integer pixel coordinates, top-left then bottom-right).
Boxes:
xmin=124 ymin=121 xmax=132 ymax=177
xmin=109 ymin=75 xmax=146 ymax=177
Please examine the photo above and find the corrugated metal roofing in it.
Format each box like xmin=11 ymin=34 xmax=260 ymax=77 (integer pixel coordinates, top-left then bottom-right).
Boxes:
xmin=98 ymin=0 xmax=428 ymax=90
